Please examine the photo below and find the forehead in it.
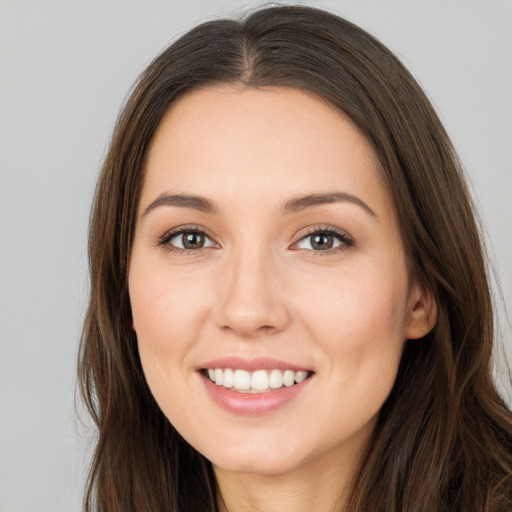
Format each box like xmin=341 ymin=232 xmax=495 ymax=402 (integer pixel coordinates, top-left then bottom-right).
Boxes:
xmin=142 ymin=85 xmax=389 ymax=216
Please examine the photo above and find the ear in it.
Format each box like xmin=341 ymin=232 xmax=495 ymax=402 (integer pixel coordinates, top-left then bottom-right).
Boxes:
xmin=405 ymin=280 xmax=438 ymax=340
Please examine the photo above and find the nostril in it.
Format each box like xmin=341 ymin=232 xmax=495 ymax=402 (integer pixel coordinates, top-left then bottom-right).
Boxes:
xmin=212 ymin=278 xmax=291 ymax=337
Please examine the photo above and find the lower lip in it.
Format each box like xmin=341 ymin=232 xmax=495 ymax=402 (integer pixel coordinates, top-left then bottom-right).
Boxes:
xmin=200 ymin=372 xmax=312 ymax=415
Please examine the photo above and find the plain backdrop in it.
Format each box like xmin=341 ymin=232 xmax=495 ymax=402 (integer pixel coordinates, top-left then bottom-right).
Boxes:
xmin=1 ymin=1 xmax=511 ymax=510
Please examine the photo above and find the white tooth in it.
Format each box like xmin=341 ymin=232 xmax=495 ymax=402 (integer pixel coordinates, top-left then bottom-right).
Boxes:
xmin=269 ymin=369 xmax=284 ymax=389
xmin=283 ymin=370 xmax=295 ymax=387
xmin=295 ymin=371 xmax=308 ymax=383
xmin=222 ymin=368 xmax=234 ymax=388
xmin=233 ymin=369 xmax=251 ymax=390
xmin=208 ymin=369 xmax=215 ymax=381
xmin=251 ymin=370 xmax=269 ymax=391
xmin=214 ymin=368 xmax=223 ymax=386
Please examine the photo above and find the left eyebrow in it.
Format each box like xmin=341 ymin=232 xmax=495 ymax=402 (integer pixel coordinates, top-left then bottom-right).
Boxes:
xmin=142 ymin=193 xmax=218 ymax=216
xmin=282 ymin=192 xmax=378 ymax=218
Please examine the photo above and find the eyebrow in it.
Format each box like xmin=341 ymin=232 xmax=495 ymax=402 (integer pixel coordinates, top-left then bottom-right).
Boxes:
xmin=142 ymin=191 xmax=377 ymax=219
xmin=282 ymin=192 xmax=377 ymax=218
xmin=142 ymin=193 xmax=218 ymax=216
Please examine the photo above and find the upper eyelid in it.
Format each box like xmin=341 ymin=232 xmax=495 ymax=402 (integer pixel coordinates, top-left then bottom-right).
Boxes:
xmin=159 ymin=224 xmax=214 ymax=240
xmin=294 ymin=225 xmax=353 ymax=241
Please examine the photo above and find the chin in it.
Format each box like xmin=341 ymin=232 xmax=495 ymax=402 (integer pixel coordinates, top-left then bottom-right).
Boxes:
xmin=210 ymin=450 xmax=307 ymax=477
xmin=195 ymin=433 xmax=320 ymax=477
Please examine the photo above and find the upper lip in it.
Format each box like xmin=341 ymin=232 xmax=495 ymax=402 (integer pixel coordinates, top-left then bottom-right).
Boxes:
xmin=198 ymin=356 xmax=312 ymax=373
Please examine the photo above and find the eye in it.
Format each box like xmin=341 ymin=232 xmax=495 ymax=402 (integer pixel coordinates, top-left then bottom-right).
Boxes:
xmin=159 ymin=228 xmax=216 ymax=251
xmin=294 ymin=228 xmax=353 ymax=252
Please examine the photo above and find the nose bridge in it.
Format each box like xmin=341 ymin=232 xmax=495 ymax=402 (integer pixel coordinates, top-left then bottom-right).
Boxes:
xmin=213 ymin=237 xmax=289 ymax=337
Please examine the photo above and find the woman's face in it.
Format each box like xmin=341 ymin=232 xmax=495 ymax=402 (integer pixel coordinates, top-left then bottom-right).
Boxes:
xmin=129 ymin=86 xmax=433 ymax=477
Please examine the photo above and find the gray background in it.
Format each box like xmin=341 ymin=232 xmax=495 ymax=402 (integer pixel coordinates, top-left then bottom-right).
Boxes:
xmin=1 ymin=1 xmax=510 ymax=510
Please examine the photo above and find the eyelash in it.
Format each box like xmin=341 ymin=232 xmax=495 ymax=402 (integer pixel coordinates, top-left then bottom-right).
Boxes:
xmin=157 ymin=225 xmax=354 ymax=256
xmin=157 ymin=225 xmax=216 ymax=255
xmin=292 ymin=226 xmax=354 ymax=256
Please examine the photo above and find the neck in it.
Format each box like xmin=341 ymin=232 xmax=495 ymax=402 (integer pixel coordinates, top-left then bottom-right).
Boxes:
xmin=214 ymin=438 xmax=365 ymax=512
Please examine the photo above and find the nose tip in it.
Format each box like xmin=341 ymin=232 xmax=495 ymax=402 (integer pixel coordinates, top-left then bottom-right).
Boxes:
xmin=212 ymin=256 xmax=290 ymax=338
xmin=219 ymin=310 xmax=279 ymax=338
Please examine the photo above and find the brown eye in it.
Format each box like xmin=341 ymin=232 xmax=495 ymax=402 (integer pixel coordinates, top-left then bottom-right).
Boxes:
xmin=166 ymin=231 xmax=215 ymax=250
xmin=295 ymin=229 xmax=352 ymax=252
xmin=310 ymin=234 xmax=334 ymax=250
xmin=182 ymin=232 xmax=205 ymax=249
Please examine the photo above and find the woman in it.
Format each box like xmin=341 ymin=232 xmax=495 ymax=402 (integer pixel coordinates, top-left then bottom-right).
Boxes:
xmin=79 ymin=5 xmax=512 ymax=511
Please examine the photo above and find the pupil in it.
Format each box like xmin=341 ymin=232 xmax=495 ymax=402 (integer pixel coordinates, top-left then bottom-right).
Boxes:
xmin=311 ymin=234 xmax=333 ymax=250
xmin=183 ymin=232 xmax=204 ymax=249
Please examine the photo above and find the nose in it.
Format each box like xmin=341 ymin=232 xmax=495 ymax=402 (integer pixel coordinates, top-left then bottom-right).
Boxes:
xmin=212 ymin=245 xmax=291 ymax=338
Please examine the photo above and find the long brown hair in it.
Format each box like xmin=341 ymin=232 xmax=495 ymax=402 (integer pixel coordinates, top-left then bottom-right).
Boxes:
xmin=79 ymin=5 xmax=512 ymax=511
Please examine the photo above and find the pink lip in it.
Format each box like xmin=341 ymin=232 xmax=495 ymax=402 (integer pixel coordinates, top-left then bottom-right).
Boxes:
xmin=199 ymin=356 xmax=310 ymax=372
xmin=199 ymin=369 xmax=313 ymax=416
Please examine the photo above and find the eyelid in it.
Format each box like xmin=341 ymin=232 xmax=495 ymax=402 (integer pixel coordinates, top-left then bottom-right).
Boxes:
xmin=156 ymin=223 xmax=354 ymax=255
xmin=290 ymin=225 xmax=354 ymax=253
xmin=157 ymin=224 xmax=219 ymax=252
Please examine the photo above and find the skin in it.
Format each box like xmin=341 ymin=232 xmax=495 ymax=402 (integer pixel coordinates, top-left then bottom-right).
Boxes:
xmin=128 ymin=85 xmax=436 ymax=512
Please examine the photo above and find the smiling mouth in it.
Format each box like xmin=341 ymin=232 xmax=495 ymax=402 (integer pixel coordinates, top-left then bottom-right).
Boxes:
xmin=203 ymin=368 xmax=313 ymax=393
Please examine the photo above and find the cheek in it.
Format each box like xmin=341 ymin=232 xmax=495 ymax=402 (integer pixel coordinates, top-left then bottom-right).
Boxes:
xmin=128 ymin=261 xmax=214 ymax=396
xmin=131 ymin=263 xmax=209 ymax=342
xmin=300 ymin=266 xmax=407 ymax=339
xmin=294 ymin=261 xmax=410 ymax=392
xmin=292 ymin=266 xmax=409 ymax=440
xmin=128 ymin=263 xmax=215 ymax=427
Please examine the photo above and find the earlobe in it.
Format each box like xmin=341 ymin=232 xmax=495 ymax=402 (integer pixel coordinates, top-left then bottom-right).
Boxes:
xmin=405 ymin=282 xmax=438 ymax=340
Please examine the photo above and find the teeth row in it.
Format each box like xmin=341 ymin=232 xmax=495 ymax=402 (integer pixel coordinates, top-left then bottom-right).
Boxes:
xmin=207 ymin=368 xmax=309 ymax=393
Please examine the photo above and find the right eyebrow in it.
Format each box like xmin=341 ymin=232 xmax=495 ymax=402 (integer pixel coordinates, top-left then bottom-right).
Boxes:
xmin=142 ymin=193 xmax=218 ymax=216
xmin=282 ymin=191 xmax=377 ymax=218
